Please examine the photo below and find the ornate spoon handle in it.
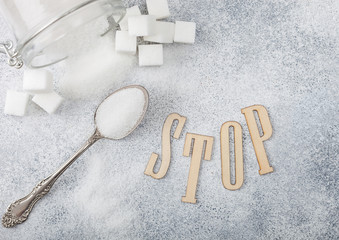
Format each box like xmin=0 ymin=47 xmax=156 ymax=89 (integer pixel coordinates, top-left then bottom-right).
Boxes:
xmin=2 ymin=130 xmax=102 ymax=228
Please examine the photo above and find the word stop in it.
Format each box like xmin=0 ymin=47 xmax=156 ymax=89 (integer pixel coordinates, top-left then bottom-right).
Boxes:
xmin=144 ymin=105 xmax=274 ymax=203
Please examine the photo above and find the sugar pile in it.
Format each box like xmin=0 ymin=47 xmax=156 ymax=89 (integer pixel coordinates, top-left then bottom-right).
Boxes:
xmin=54 ymin=15 xmax=135 ymax=99
xmin=59 ymin=35 xmax=135 ymax=99
xmin=73 ymin=153 xmax=138 ymax=235
xmin=95 ymin=87 xmax=146 ymax=139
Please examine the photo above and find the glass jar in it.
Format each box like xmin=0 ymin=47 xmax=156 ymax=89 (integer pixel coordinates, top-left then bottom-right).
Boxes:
xmin=0 ymin=0 xmax=125 ymax=68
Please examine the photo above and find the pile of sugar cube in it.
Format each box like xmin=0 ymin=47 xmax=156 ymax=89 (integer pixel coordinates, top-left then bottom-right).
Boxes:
xmin=3 ymin=0 xmax=196 ymax=117
xmin=4 ymin=69 xmax=63 ymax=117
xmin=115 ymin=0 xmax=196 ymax=66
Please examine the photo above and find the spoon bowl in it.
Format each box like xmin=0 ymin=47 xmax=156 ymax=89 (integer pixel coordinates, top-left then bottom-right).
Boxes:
xmin=95 ymin=85 xmax=149 ymax=140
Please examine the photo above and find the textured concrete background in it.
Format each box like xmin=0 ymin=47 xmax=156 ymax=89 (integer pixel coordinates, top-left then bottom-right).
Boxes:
xmin=0 ymin=0 xmax=338 ymax=239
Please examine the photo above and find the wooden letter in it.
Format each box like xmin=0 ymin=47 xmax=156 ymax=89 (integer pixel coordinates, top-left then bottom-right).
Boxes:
xmin=220 ymin=121 xmax=244 ymax=190
xmin=182 ymin=133 xmax=214 ymax=204
xmin=241 ymin=105 xmax=273 ymax=175
xmin=144 ymin=113 xmax=187 ymax=179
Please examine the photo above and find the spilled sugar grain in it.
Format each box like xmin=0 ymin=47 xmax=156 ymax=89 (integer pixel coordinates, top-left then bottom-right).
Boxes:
xmin=95 ymin=87 xmax=146 ymax=139
xmin=58 ymin=30 xmax=135 ymax=99
xmin=73 ymin=153 xmax=137 ymax=235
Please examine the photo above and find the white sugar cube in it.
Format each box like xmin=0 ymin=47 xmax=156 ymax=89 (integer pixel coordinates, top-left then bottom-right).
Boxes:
xmin=174 ymin=21 xmax=196 ymax=44
xmin=4 ymin=90 xmax=30 ymax=117
xmin=23 ymin=69 xmax=53 ymax=94
xmin=138 ymin=44 xmax=163 ymax=66
xmin=32 ymin=92 xmax=63 ymax=114
xmin=144 ymin=21 xmax=175 ymax=43
xmin=128 ymin=15 xmax=156 ymax=36
xmin=127 ymin=6 xmax=142 ymax=16
xmin=146 ymin=0 xmax=170 ymax=19
xmin=119 ymin=6 xmax=141 ymax=31
xmin=115 ymin=31 xmax=137 ymax=54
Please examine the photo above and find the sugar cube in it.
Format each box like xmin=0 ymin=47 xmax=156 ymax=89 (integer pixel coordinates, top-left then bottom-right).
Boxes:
xmin=119 ymin=6 xmax=141 ymax=31
xmin=32 ymin=92 xmax=63 ymax=114
xmin=128 ymin=15 xmax=156 ymax=36
xmin=115 ymin=31 xmax=137 ymax=54
xmin=4 ymin=90 xmax=30 ymax=117
xmin=23 ymin=69 xmax=53 ymax=94
xmin=138 ymin=44 xmax=163 ymax=66
xmin=146 ymin=0 xmax=170 ymax=19
xmin=126 ymin=6 xmax=142 ymax=16
xmin=144 ymin=21 xmax=175 ymax=43
xmin=174 ymin=21 xmax=196 ymax=44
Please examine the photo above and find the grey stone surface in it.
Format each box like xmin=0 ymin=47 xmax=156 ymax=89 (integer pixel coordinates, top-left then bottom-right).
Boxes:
xmin=0 ymin=0 xmax=338 ymax=239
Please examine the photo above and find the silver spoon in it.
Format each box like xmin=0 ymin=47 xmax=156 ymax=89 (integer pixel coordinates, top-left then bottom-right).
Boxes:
xmin=2 ymin=85 xmax=149 ymax=228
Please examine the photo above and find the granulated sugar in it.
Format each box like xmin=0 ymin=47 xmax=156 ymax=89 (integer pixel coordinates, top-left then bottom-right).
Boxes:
xmin=59 ymin=35 xmax=135 ymax=99
xmin=57 ymin=16 xmax=135 ymax=99
xmin=0 ymin=0 xmax=337 ymax=239
xmin=73 ymin=153 xmax=139 ymax=237
xmin=95 ymin=87 xmax=146 ymax=139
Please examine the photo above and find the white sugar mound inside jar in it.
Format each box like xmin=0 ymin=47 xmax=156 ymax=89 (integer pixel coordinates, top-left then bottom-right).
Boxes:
xmin=95 ymin=88 xmax=146 ymax=139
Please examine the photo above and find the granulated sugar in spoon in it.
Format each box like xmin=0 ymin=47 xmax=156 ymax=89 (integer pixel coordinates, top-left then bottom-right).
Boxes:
xmin=2 ymin=85 xmax=149 ymax=228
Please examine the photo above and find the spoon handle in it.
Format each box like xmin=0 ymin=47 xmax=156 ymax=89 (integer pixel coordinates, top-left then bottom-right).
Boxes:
xmin=2 ymin=130 xmax=102 ymax=228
